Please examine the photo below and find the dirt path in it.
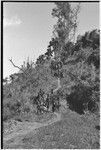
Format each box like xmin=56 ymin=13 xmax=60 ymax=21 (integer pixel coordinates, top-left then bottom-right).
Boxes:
xmin=53 ymin=78 xmax=61 ymax=92
xmin=3 ymin=109 xmax=99 ymax=149
xmin=4 ymin=112 xmax=61 ymax=143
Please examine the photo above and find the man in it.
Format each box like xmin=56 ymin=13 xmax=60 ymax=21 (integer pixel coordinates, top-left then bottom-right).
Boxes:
xmin=45 ymin=93 xmax=50 ymax=111
xmin=53 ymin=94 xmax=60 ymax=112
xmin=35 ymin=89 xmax=44 ymax=114
xmin=52 ymin=97 xmax=55 ymax=112
xmin=49 ymin=89 xmax=55 ymax=112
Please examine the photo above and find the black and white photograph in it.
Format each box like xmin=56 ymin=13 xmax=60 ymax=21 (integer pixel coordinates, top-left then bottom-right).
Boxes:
xmin=2 ymin=0 xmax=100 ymax=149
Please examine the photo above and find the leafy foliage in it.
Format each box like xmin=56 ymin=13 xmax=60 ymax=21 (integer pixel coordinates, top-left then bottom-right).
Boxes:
xmin=3 ymin=2 xmax=99 ymax=121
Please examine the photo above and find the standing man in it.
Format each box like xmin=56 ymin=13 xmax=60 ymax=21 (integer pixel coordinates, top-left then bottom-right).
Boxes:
xmin=45 ymin=93 xmax=50 ymax=111
xmin=49 ymin=89 xmax=55 ymax=112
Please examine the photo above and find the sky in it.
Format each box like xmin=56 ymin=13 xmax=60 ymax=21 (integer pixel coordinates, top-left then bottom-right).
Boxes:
xmin=3 ymin=2 xmax=99 ymax=78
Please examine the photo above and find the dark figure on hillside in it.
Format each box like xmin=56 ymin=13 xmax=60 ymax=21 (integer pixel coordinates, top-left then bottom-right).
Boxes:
xmin=52 ymin=98 xmax=55 ymax=112
xmin=53 ymin=94 xmax=60 ymax=111
xmin=38 ymin=89 xmax=45 ymax=108
xmin=45 ymin=93 xmax=50 ymax=111
xmin=51 ymin=89 xmax=54 ymax=95
xmin=35 ymin=89 xmax=45 ymax=114
xmin=49 ymin=89 xmax=55 ymax=112
xmin=55 ymin=95 xmax=60 ymax=111
xmin=50 ymin=89 xmax=60 ymax=112
xmin=37 ymin=104 xmax=41 ymax=114
xmin=34 ymin=95 xmax=41 ymax=114
xmin=38 ymin=89 xmax=45 ymax=103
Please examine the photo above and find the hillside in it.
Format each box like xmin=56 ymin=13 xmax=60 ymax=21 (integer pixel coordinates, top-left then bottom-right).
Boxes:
xmin=3 ymin=2 xmax=100 ymax=149
xmin=3 ymin=29 xmax=100 ymax=149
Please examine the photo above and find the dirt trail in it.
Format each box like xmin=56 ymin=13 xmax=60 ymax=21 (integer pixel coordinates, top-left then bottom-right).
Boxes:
xmin=53 ymin=78 xmax=61 ymax=92
xmin=4 ymin=112 xmax=61 ymax=142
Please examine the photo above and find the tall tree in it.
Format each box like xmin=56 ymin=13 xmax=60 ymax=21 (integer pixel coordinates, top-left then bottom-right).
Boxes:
xmin=52 ymin=2 xmax=80 ymax=60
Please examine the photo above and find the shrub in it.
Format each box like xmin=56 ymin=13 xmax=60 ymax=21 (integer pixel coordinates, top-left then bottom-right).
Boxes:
xmin=66 ymin=84 xmax=93 ymax=114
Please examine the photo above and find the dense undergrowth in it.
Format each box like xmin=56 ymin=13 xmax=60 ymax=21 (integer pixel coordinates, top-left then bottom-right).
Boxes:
xmin=3 ymin=2 xmax=100 ymax=122
xmin=3 ymin=29 xmax=100 ymax=122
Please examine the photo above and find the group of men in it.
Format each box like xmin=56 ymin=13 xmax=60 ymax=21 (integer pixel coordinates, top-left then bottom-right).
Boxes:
xmin=34 ymin=89 xmax=60 ymax=114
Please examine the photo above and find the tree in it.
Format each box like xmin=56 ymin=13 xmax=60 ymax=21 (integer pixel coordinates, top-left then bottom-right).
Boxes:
xmin=36 ymin=54 xmax=45 ymax=66
xmin=45 ymin=46 xmax=53 ymax=60
xmin=52 ymin=2 xmax=80 ymax=60
xmin=76 ymin=29 xmax=100 ymax=49
xmin=60 ymin=41 xmax=74 ymax=64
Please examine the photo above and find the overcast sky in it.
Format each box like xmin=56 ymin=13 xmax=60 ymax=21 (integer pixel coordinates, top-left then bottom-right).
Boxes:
xmin=3 ymin=2 xmax=99 ymax=78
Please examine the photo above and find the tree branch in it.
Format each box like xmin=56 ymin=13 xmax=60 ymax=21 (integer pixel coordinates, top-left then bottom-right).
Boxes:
xmin=9 ymin=58 xmax=28 ymax=76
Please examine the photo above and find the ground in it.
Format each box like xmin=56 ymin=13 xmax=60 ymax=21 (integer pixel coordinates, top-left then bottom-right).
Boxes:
xmin=3 ymin=103 xmax=100 ymax=149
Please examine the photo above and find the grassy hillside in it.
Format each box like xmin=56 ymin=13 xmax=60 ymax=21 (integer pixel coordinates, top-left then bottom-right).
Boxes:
xmin=3 ymin=29 xmax=100 ymax=121
xmin=3 ymin=2 xmax=100 ymax=149
xmin=3 ymin=29 xmax=100 ymax=149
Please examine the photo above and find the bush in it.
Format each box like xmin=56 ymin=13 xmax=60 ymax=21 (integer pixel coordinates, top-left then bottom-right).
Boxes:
xmin=3 ymin=29 xmax=99 ymax=118
xmin=66 ymin=84 xmax=94 ymax=114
